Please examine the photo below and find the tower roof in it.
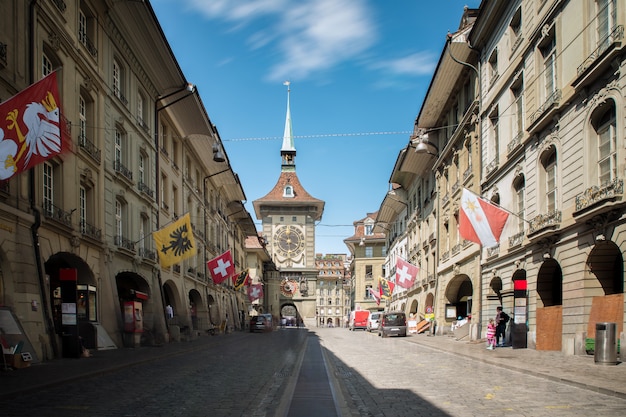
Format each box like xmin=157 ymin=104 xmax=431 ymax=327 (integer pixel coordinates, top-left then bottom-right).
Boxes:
xmin=252 ymin=171 xmax=324 ymax=220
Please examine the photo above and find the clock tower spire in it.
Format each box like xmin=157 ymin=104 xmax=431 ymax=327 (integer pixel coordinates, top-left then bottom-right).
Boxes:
xmin=281 ymin=81 xmax=295 ymax=172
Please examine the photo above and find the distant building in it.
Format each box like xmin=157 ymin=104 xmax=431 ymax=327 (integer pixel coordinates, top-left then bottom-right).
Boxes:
xmin=315 ymin=254 xmax=351 ymax=327
xmin=344 ymin=213 xmax=386 ymax=312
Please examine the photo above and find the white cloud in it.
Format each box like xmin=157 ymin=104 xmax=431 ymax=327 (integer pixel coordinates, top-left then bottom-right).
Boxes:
xmin=184 ymin=0 xmax=376 ymax=81
xmin=372 ymin=52 xmax=438 ymax=77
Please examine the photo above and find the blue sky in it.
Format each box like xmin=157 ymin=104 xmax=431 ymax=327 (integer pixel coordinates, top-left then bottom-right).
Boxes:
xmin=151 ymin=0 xmax=481 ymax=255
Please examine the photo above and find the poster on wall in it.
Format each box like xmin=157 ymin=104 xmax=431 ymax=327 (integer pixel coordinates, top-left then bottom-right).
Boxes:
xmin=445 ymin=304 xmax=457 ymax=319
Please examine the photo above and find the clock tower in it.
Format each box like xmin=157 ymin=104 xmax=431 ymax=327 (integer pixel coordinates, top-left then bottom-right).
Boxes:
xmin=252 ymin=82 xmax=324 ymax=323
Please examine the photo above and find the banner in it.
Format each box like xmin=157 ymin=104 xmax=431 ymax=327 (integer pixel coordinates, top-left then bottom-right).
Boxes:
xmin=233 ymin=269 xmax=250 ymax=291
xmin=208 ymin=250 xmax=235 ymax=284
xmin=152 ymin=213 xmax=197 ymax=268
xmin=0 ymin=71 xmax=66 ymax=180
xmin=459 ymin=188 xmax=509 ymax=248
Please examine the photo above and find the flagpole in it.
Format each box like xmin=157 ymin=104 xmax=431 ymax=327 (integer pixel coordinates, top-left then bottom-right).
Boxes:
xmin=133 ymin=213 xmax=186 ymax=245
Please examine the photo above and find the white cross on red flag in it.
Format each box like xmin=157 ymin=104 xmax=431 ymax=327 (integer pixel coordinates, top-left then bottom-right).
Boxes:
xmin=207 ymin=250 xmax=235 ymax=284
xmin=395 ymin=257 xmax=418 ymax=289
xmin=248 ymin=283 xmax=263 ymax=302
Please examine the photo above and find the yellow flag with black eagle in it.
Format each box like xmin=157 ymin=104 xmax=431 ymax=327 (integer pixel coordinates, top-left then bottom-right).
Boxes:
xmin=152 ymin=213 xmax=197 ymax=268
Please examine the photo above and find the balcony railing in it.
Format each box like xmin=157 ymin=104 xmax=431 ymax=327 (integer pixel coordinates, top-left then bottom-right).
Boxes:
xmin=138 ymin=247 xmax=156 ymax=261
xmin=114 ymin=235 xmax=135 ymax=251
xmin=113 ymin=86 xmax=128 ymax=106
xmin=510 ymin=34 xmax=523 ymax=54
xmin=528 ymin=209 xmax=562 ymax=235
xmin=529 ymin=89 xmax=561 ymax=125
xmin=575 ymin=178 xmax=623 ymax=212
xmin=0 ymin=42 xmax=7 ymax=68
xmin=80 ymin=221 xmax=102 ymax=240
xmin=486 ymin=245 xmax=500 ymax=258
xmin=508 ymin=231 xmax=525 ymax=247
xmin=78 ymin=30 xmax=97 ymax=58
xmin=52 ymin=0 xmax=66 ymax=12
xmin=42 ymin=201 xmax=73 ymax=227
xmin=136 ymin=116 xmax=149 ymax=134
xmin=78 ymin=135 xmax=101 ymax=163
xmin=577 ymin=25 xmax=624 ymax=76
xmin=114 ymin=160 xmax=133 ymax=181
xmin=485 ymin=158 xmax=498 ymax=176
xmin=507 ymin=131 xmax=523 ymax=155
xmin=138 ymin=182 xmax=154 ymax=199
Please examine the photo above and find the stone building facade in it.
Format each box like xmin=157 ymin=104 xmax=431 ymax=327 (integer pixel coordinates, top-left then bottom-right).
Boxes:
xmin=0 ymin=0 xmax=262 ymax=362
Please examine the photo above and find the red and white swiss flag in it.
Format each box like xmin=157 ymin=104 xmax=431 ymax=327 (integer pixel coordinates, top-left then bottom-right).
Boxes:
xmin=207 ymin=250 xmax=235 ymax=284
xmin=459 ymin=188 xmax=509 ymax=248
xmin=395 ymin=257 xmax=418 ymax=289
xmin=247 ymin=283 xmax=263 ymax=302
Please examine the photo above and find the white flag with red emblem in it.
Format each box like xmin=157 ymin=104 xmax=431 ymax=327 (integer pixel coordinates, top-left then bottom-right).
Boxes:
xmin=207 ymin=250 xmax=235 ymax=284
xmin=248 ymin=283 xmax=263 ymax=302
xmin=459 ymin=188 xmax=509 ymax=248
xmin=370 ymin=287 xmax=381 ymax=306
xmin=395 ymin=257 xmax=418 ymax=289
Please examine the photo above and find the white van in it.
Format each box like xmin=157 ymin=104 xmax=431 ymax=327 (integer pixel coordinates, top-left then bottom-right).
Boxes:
xmin=367 ymin=312 xmax=381 ymax=332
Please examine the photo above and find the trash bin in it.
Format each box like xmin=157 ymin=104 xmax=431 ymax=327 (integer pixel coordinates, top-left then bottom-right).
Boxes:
xmin=594 ymin=322 xmax=617 ymax=365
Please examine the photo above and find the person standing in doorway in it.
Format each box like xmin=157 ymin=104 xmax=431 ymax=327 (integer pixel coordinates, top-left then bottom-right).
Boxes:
xmin=165 ymin=304 xmax=174 ymax=319
xmin=495 ymin=306 xmax=509 ymax=347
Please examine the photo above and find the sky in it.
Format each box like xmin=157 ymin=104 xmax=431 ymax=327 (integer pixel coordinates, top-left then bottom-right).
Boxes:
xmin=150 ymin=0 xmax=482 ymax=256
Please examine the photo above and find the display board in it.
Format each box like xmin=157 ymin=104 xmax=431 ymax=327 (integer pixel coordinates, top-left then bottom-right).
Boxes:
xmin=0 ymin=307 xmax=39 ymax=363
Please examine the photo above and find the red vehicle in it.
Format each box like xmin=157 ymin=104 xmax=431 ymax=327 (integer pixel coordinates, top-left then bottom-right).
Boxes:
xmin=349 ymin=310 xmax=370 ymax=331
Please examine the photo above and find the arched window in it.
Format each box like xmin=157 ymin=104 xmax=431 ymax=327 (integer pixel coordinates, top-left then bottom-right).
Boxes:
xmin=591 ymin=101 xmax=616 ymax=186
xmin=513 ymin=175 xmax=526 ymax=234
xmin=540 ymin=146 xmax=558 ymax=212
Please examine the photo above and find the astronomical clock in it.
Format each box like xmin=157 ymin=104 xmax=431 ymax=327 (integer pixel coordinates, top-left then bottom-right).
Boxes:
xmin=274 ymin=225 xmax=305 ymax=261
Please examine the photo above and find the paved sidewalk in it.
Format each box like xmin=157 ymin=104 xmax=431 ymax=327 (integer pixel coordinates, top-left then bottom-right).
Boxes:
xmin=1 ymin=328 xmax=625 ymax=402
xmin=405 ymin=332 xmax=626 ymax=399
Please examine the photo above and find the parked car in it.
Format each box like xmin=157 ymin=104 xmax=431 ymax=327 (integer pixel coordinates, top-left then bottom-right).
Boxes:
xmin=378 ymin=312 xmax=407 ymax=337
xmin=250 ymin=314 xmax=275 ymax=333
xmin=349 ymin=310 xmax=370 ymax=331
xmin=367 ymin=312 xmax=381 ymax=332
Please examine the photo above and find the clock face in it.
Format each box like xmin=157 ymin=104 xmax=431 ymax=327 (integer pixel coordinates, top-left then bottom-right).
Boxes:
xmin=275 ymin=225 xmax=305 ymax=258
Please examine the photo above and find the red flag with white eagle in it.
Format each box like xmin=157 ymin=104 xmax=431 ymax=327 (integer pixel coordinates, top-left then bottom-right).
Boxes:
xmin=459 ymin=188 xmax=509 ymax=248
xmin=248 ymin=283 xmax=263 ymax=302
xmin=207 ymin=250 xmax=235 ymax=284
xmin=0 ymin=71 xmax=67 ymax=181
xmin=395 ymin=257 xmax=418 ymax=289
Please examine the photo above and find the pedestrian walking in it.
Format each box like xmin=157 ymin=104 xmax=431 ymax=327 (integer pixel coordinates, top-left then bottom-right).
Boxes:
xmin=486 ymin=318 xmax=496 ymax=350
xmin=495 ymin=306 xmax=509 ymax=347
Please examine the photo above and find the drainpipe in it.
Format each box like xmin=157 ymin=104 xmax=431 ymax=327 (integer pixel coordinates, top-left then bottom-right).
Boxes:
xmin=29 ymin=0 xmax=59 ymax=358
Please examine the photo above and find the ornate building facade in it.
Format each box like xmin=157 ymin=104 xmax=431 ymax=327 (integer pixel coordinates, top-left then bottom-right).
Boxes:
xmin=0 ymin=0 xmax=262 ymax=362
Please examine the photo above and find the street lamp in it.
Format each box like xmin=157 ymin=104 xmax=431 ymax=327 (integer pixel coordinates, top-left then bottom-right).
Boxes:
xmin=413 ymin=136 xmax=439 ymax=157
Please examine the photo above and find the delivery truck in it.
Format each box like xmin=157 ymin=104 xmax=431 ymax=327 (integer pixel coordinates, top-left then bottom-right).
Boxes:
xmin=349 ymin=310 xmax=370 ymax=331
